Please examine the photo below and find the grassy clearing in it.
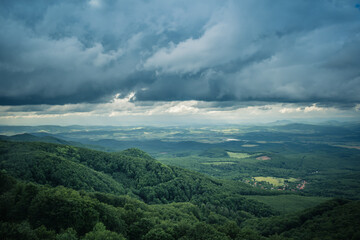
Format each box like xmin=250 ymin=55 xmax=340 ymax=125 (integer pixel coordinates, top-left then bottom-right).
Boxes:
xmin=227 ymin=152 xmax=251 ymax=159
xmin=254 ymin=176 xmax=298 ymax=187
xmin=245 ymin=195 xmax=329 ymax=214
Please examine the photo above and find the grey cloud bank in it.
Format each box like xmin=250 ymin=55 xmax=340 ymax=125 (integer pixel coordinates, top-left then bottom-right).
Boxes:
xmin=0 ymin=0 xmax=360 ymax=109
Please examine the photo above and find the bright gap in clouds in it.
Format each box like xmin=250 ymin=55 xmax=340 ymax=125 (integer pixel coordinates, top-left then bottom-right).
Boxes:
xmin=0 ymin=94 xmax=359 ymax=126
xmin=89 ymin=0 xmax=101 ymax=8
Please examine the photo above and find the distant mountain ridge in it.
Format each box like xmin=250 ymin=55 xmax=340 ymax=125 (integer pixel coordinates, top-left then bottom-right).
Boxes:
xmin=0 ymin=133 xmax=71 ymax=145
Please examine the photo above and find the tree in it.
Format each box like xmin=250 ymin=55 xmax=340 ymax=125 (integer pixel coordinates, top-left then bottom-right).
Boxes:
xmin=82 ymin=222 xmax=125 ymax=240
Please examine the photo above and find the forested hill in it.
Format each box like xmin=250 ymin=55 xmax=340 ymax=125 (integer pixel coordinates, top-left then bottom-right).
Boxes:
xmin=0 ymin=133 xmax=105 ymax=151
xmin=1 ymin=140 xmax=360 ymax=239
xmin=0 ymin=140 xmax=274 ymax=218
xmin=0 ymin=133 xmax=73 ymax=145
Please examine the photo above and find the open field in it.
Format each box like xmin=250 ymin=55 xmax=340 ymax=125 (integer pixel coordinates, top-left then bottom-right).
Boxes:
xmin=333 ymin=145 xmax=360 ymax=150
xmin=256 ymin=155 xmax=271 ymax=160
xmin=227 ymin=152 xmax=252 ymax=159
xmin=253 ymin=176 xmax=298 ymax=187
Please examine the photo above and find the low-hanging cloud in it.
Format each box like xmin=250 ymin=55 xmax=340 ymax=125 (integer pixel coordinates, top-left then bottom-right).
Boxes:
xmin=0 ymin=0 xmax=360 ymax=108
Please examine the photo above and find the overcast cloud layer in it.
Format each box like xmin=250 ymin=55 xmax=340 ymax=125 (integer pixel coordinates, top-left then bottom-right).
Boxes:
xmin=1 ymin=0 xmax=360 ymax=111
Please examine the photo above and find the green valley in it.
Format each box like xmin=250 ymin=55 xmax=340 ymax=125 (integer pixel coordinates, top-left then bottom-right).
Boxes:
xmin=0 ymin=122 xmax=360 ymax=239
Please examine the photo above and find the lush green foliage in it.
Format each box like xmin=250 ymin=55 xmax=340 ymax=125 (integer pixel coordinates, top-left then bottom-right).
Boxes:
xmin=242 ymin=198 xmax=360 ymax=240
xmin=1 ymin=136 xmax=360 ymax=239
xmin=0 ymin=172 xmax=260 ymax=239
xmin=0 ymin=141 xmax=125 ymax=194
xmin=0 ymin=141 xmax=276 ymax=221
xmin=1 ymin=171 xmax=359 ymax=239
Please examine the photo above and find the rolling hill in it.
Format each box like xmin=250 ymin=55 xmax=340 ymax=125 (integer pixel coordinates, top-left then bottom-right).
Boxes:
xmin=1 ymin=139 xmax=359 ymax=239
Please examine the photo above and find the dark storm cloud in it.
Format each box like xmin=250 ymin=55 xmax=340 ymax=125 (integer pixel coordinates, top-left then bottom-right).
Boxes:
xmin=2 ymin=103 xmax=96 ymax=114
xmin=0 ymin=0 xmax=360 ymax=107
xmin=193 ymin=101 xmax=274 ymax=111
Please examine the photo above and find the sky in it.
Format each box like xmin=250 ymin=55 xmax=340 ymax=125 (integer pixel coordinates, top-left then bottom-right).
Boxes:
xmin=0 ymin=0 xmax=360 ymax=125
